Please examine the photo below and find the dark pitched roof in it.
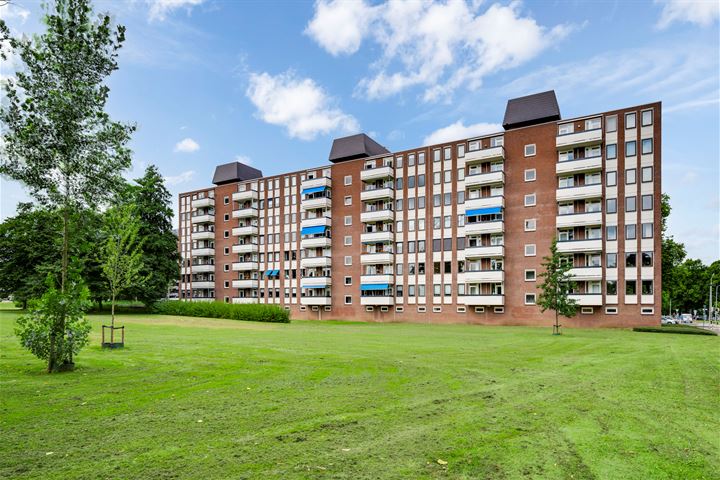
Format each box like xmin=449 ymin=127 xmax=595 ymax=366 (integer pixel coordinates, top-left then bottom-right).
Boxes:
xmin=328 ymin=133 xmax=390 ymax=163
xmin=212 ymin=161 xmax=263 ymax=185
xmin=502 ymin=90 xmax=561 ymax=130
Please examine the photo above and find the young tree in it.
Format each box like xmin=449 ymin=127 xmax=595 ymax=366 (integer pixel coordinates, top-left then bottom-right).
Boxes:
xmin=537 ymin=238 xmax=578 ymax=335
xmin=126 ymin=166 xmax=181 ymax=306
xmin=0 ymin=0 xmax=134 ymax=371
xmin=101 ymin=205 xmax=144 ymax=330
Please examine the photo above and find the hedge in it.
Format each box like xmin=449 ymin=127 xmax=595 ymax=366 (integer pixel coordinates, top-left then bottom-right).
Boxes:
xmin=152 ymin=301 xmax=290 ymax=323
xmin=633 ymin=326 xmax=717 ymax=336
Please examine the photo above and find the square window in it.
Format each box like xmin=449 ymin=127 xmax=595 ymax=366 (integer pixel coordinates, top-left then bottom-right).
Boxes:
xmin=344 ymin=276 xmax=352 ymax=285
xmin=224 ymin=281 xmax=230 ymax=288
xmin=642 ymin=223 xmax=653 ymax=239
xmin=524 ymin=218 xmax=537 ymax=231
xmin=223 ymin=196 xmax=229 ymax=205
xmin=344 ymin=215 xmax=352 ymax=226
xmin=344 ymin=295 xmax=352 ymax=305
xmin=625 ymin=141 xmax=637 ymax=157
xmin=344 ymin=196 xmax=352 ymax=206
xmin=525 ymin=270 xmax=536 ymax=281
xmin=607 ymin=144 xmax=617 ymax=159
xmin=524 ymin=144 xmax=536 ymax=157
xmin=606 ymin=280 xmax=618 ymax=295
xmin=344 ymin=256 xmax=352 ymax=266
xmin=625 ymin=224 xmax=637 ymax=239
xmin=524 ymin=244 xmax=536 ymax=256
xmin=642 ymin=194 xmax=653 ymax=211
xmin=223 ymin=264 xmax=230 ymax=272
xmin=524 ymin=169 xmax=536 ymax=182
xmin=607 ymin=253 xmax=617 ymax=268
xmin=625 ymin=196 xmax=636 ymax=212
xmin=641 ymin=110 xmax=653 ymax=127
xmin=641 ymin=280 xmax=653 ymax=295
xmin=524 ymin=194 xmax=536 ymax=207
xmin=606 ymin=115 xmax=617 ymax=132
xmin=344 ymin=175 xmax=352 ymax=186
xmin=344 ymin=235 xmax=352 ymax=246
xmin=223 ymin=247 xmax=229 ymax=255
xmin=625 ymin=112 xmax=636 ymax=129
xmin=606 ymin=198 xmax=617 ymax=214
xmin=606 ymin=171 xmax=617 ymax=187
xmin=642 ymin=138 xmax=653 ymax=155
xmin=642 ymin=166 xmax=653 ymax=183
xmin=224 ymin=213 xmax=230 ymax=221
xmin=525 ymin=293 xmax=536 ymax=305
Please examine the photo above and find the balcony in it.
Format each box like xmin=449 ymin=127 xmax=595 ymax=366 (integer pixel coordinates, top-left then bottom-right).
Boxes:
xmin=361 ymin=166 xmax=394 ymax=182
xmin=360 ymin=274 xmax=394 ymax=284
xmin=301 ymin=216 xmax=332 ymax=229
xmin=232 ymin=297 xmax=258 ymax=304
xmin=191 ymin=247 xmax=214 ymax=257
xmin=192 ymin=264 xmax=215 ymax=273
xmin=301 ymin=197 xmax=332 ymax=211
xmin=300 ymin=256 xmax=332 ymax=269
xmin=360 ymin=231 xmax=394 ymax=243
xmin=192 ymin=230 xmax=215 ymax=240
xmin=464 ymin=221 xmax=504 ymax=235
xmin=464 ymin=195 xmax=504 ymax=211
xmin=361 ymin=296 xmax=394 ymax=306
xmin=568 ymin=267 xmax=603 ymax=281
xmin=232 ymin=225 xmax=258 ymax=237
xmin=232 ymin=279 xmax=259 ymax=289
xmin=232 ymin=207 xmax=258 ymax=219
xmin=300 ymin=276 xmax=332 ymax=288
xmin=361 ymin=209 xmax=394 ymax=223
xmin=232 ymin=243 xmax=259 ymax=254
xmin=464 ymin=245 xmax=504 ymax=259
xmin=232 ymin=190 xmax=258 ymax=202
xmin=556 ymin=184 xmax=602 ymax=202
xmin=465 ymin=270 xmax=504 ymax=283
xmin=191 ymin=197 xmax=214 ymax=209
xmin=464 ymin=146 xmax=505 ymax=164
xmin=191 ymin=298 xmax=215 ymax=302
xmin=557 ymin=239 xmax=603 ymax=254
xmin=301 ymin=296 xmax=332 ymax=306
xmin=556 ymin=212 xmax=602 ymax=228
xmin=232 ymin=261 xmax=258 ymax=272
xmin=465 ymin=171 xmax=504 ymax=188
xmin=568 ymin=294 xmax=603 ymax=306
xmin=301 ymin=176 xmax=332 ymax=190
xmin=191 ymin=281 xmax=215 ymax=289
xmin=361 ymin=187 xmax=394 ymax=202
xmin=361 ymin=252 xmax=394 ymax=265
xmin=191 ymin=214 xmax=215 ymax=224
xmin=556 ymin=129 xmax=602 ymax=149
xmin=460 ymin=295 xmax=504 ymax=306
xmin=556 ymin=156 xmax=603 ymax=175
xmin=300 ymin=237 xmax=332 ymax=249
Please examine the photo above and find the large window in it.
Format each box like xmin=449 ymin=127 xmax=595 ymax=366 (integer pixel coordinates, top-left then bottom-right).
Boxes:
xmin=625 ymin=112 xmax=636 ymax=129
xmin=642 ymin=138 xmax=653 ymax=155
xmin=641 ymin=110 xmax=653 ymax=126
xmin=625 ymin=141 xmax=637 ymax=157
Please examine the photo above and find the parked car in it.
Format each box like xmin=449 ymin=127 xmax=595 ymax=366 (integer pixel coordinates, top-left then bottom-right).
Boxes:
xmin=661 ymin=316 xmax=676 ymax=325
xmin=680 ymin=313 xmax=693 ymax=324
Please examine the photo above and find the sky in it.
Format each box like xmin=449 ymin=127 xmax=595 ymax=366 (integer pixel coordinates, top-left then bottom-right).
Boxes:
xmin=1 ymin=0 xmax=719 ymax=263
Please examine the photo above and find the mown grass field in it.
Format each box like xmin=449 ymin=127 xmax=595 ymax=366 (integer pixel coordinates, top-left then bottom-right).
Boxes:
xmin=1 ymin=304 xmax=718 ymax=479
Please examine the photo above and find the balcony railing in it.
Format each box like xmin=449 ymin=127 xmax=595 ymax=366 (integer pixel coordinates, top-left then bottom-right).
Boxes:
xmin=556 ymin=156 xmax=603 ymax=175
xmin=464 ymin=245 xmax=504 ymax=259
xmin=555 ymin=211 xmax=603 ymax=228
xmin=556 ymin=184 xmax=602 ymax=202
xmin=557 ymin=238 xmax=603 ymax=253
xmin=464 ymin=146 xmax=505 ymax=164
xmin=465 ymin=170 xmax=504 ymax=188
xmin=360 ymin=166 xmax=394 ymax=182
xmin=459 ymin=295 xmax=504 ymax=306
xmin=556 ymin=128 xmax=602 ymax=149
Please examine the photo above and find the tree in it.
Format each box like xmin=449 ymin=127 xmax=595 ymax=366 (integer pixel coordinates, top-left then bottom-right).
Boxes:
xmin=101 ymin=204 xmax=144 ymax=329
xmin=126 ymin=166 xmax=181 ymax=306
xmin=660 ymin=194 xmax=687 ymax=313
xmin=0 ymin=0 xmax=135 ymax=371
xmin=537 ymin=238 xmax=578 ymax=335
xmin=0 ymin=204 xmax=62 ymax=308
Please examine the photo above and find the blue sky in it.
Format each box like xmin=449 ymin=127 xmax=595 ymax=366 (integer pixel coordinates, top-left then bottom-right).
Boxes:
xmin=1 ymin=0 xmax=718 ymax=263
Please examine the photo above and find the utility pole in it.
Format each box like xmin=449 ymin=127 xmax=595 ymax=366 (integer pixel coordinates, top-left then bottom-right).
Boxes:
xmin=709 ymin=274 xmax=715 ymax=327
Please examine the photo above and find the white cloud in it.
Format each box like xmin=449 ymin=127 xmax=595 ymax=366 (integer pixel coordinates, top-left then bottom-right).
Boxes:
xmin=174 ymin=137 xmax=200 ymax=153
xmin=148 ymin=0 xmax=205 ymax=22
xmin=246 ymin=70 xmax=359 ymax=141
xmin=423 ymin=121 xmax=502 ymax=146
xmin=164 ymin=170 xmax=195 ymax=186
xmin=307 ymin=0 xmax=575 ymax=102
xmin=235 ymin=155 xmax=252 ymax=165
xmin=0 ymin=3 xmax=30 ymax=23
xmin=656 ymin=0 xmax=720 ymax=29
xmin=305 ymin=0 xmax=377 ymax=55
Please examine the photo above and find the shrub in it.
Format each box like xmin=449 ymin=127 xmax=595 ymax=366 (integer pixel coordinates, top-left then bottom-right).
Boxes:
xmin=153 ymin=300 xmax=290 ymax=323
xmin=633 ymin=326 xmax=717 ymax=336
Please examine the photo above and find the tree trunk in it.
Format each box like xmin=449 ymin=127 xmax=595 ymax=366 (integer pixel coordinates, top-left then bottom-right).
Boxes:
xmin=48 ymin=207 xmax=70 ymax=373
xmin=111 ymin=293 xmax=115 ymax=328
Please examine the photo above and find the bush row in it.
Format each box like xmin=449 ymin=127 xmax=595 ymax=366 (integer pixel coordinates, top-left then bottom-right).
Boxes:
xmin=152 ymin=300 xmax=290 ymax=323
xmin=633 ymin=326 xmax=717 ymax=336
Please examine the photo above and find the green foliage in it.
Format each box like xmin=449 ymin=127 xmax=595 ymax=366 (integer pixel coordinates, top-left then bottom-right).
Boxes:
xmin=0 ymin=204 xmax=62 ymax=308
xmin=537 ymin=238 xmax=578 ymax=329
xmin=125 ymin=165 xmax=181 ymax=306
xmin=633 ymin=326 xmax=717 ymax=336
xmin=14 ymin=276 xmax=92 ymax=372
xmin=101 ymin=204 xmax=145 ymax=326
xmin=153 ymin=300 xmax=290 ymax=323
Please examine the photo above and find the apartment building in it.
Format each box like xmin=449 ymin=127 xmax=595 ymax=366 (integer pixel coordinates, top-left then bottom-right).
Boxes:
xmin=177 ymin=91 xmax=661 ymax=327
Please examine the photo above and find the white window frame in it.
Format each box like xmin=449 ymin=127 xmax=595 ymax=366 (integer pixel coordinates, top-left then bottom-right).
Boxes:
xmin=344 ymin=235 xmax=352 ymax=246
xmin=344 ymin=256 xmax=352 ymax=266
xmin=524 ymin=194 xmax=536 ymax=207
xmin=525 ymin=269 xmax=536 ymax=282
xmin=524 ymin=169 xmax=536 ymax=182
xmin=524 ymin=218 xmax=537 ymax=232
xmin=344 ymin=196 xmax=352 ymax=206
xmin=344 ymin=175 xmax=352 ymax=186
xmin=524 ymin=144 xmax=536 ymax=157
xmin=344 ymin=215 xmax=352 ymax=226
xmin=524 ymin=293 xmax=536 ymax=305
xmin=524 ymin=244 xmax=536 ymax=257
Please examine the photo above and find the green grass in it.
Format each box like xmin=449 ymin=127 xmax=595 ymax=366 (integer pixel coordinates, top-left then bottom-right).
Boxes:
xmin=1 ymin=305 xmax=718 ymax=479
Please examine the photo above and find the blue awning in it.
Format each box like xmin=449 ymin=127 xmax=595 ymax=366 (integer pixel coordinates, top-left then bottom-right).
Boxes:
xmin=360 ymin=283 xmax=390 ymax=291
xmin=264 ymin=269 xmax=272 ymax=276
xmin=302 ymin=284 xmax=326 ymax=289
xmin=271 ymin=269 xmax=280 ymax=276
xmin=466 ymin=207 xmax=502 ymax=216
xmin=302 ymin=186 xmax=327 ymax=195
xmin=301 ymin=225 xmax=327 ymax=236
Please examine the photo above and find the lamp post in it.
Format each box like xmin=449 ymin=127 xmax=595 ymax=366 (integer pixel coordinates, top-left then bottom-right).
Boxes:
xmin=709 ymin=274 xmax=715 ymax=327
xmin=714 ymin=284 xmax=720 ymax=323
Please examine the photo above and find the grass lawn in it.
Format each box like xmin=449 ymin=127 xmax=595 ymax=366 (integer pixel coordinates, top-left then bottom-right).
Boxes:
xmin=1 ymin=305 xmax=718 ymax=479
